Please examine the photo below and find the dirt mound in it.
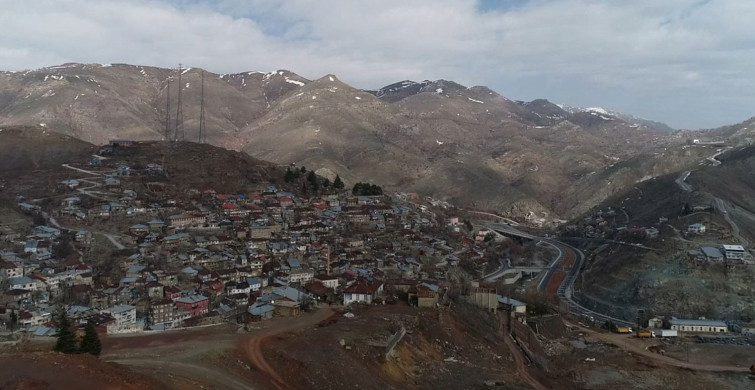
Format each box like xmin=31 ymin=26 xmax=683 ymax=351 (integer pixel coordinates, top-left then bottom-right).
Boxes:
xmin=0 ymin=352 xmax=167 ymax=390
xmin=0 ymin=125 xmax=95 ymax=175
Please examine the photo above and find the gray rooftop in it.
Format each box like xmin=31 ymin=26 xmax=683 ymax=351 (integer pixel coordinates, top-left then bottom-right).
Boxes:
xmin=701 ymin=246 xmax=723 ymax=258
xmin=669 ymin=318 xmax=727 ymax=327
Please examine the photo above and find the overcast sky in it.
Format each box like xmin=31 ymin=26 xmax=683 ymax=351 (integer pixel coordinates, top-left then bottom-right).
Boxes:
xmin=1 ymin=0 xmax=753 ymax=129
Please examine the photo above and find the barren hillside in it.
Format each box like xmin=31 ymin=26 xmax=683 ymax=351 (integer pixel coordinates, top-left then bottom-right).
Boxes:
xmin=0 ymin=63 xmax=695 ymax=220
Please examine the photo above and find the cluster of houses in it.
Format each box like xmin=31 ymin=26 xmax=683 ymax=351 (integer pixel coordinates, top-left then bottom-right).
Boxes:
xmin=687 ymin=244 xmax=748 ymax=264
xmin=0 ymin=153 xmax=489 ymax=335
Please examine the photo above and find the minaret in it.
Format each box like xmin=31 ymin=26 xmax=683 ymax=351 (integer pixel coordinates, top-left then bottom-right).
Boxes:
xmin=326 ymin=244 xmax=331 ymax=275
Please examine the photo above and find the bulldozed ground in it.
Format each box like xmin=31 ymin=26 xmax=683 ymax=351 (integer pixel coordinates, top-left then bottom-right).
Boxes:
xmin=261 ymin=303 xmax=530 ymax=390
xmin=5 ymin=304 xmax=755 ymax=389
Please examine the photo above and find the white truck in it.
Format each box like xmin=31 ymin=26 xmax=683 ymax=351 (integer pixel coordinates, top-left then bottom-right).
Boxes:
xmin=659 ymin=329 xmax=678 ymax=337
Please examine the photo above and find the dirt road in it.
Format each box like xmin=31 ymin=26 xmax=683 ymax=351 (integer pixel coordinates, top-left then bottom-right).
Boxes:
xmin=573 ymin=324 xmax=751 ymax=373
xmin=242 ymin=307 xmax=336 ymax=390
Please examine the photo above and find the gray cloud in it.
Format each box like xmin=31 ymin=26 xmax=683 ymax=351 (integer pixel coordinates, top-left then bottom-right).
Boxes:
xmin=1 ymin=0 xmax=753 ymax=128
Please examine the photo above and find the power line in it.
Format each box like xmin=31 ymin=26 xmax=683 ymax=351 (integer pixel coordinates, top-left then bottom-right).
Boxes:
xmin=199 ymin=70 xmax=206 ymax=144
xmin=164 ymin=76 xmax=171 ymax=141
xmin=174 ymin=63 xmax=184 ymax=141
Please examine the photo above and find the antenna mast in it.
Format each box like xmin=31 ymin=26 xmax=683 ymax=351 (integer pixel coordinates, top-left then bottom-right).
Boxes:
xmin=164 ymin=77 xmax=171 ymax=141
xmin=199 ymin=70 xmax=206 ymax=143
xmin=174 ymin=63 xmax=184 ymax=141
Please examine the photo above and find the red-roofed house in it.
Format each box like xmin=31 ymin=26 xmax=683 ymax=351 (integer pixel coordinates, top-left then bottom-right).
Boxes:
xmin=279 ymin=196 xmax=294 ymax=207
xmin=343 ymin=279 xmax=383 ymax=305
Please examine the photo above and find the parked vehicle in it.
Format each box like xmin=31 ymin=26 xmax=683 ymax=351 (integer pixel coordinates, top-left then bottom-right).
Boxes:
xmin=638 ymin=330 xmax=655 ymax=338
xmin=659 ymin=329 xmax=678 ymax=337
xmin=616 ymin=326 xmax=633 ymax=334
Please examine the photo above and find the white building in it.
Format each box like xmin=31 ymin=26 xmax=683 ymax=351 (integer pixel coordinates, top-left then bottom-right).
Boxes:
xmin=289 ymin=270 xmax=314 ymax=284
xmin=8 ymin=276 xmax=36 ymax=291
xmin=687 ymin=223 xmax=706 ymax=234
xmin=669 ymin=318 xmax=727 ymax=333
xmin=106 ymin=305 xmax=141 ymax=334
xmin=722 ymin=245 xmax=746 ymax=260
xmin=314 ymin=275 xmax=340 ymax=292
xmin=0 ymin=261 xmax=23 ymax=279
xmin=343 ymin=280 xmax=383 ymax=305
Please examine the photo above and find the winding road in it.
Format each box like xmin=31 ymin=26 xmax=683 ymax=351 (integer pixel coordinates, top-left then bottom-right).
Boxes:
xmin=675 ymin=154 xmax=750 ymax=247
xmin=486 ymin=222 xmax=634 ymax=326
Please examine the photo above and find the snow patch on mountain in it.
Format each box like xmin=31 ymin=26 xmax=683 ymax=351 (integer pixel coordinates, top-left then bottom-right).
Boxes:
xmin=586 ymin=107 xmax=610 ymax=115
xmin=285 ymin=77 xmax=305 ymax=86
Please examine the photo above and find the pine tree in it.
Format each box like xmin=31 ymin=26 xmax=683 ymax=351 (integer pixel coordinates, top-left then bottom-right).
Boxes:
xmin=322 ymin=178 xmax=331 ymax=188
xmin=333 ymin=175 xmax=344 ymax=189
xmin=9 ymin=310 xmax=17 ymax=331
xmin=79 ymin=322 xmax=102 ymax=357
xmin=306 ymin=171 xmax=319 ymax=191
xmin=284 ymin=168 xmax=296 ymax=183
xmin=53 ymin=311 xmax=78 ymax=354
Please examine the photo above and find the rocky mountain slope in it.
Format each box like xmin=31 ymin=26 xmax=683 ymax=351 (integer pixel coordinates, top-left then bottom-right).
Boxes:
xmin=0 ymin=64 xmax=307 ymax=149
xmin=568 ymin=144 xmax=755 ymax=321
xmin=555 ymin=104 xmax=676 ymax=133
xmin=0 ymin=63 xmax=699 ymax=219
xmin=676 ymin=116 xmax=755 ymax=146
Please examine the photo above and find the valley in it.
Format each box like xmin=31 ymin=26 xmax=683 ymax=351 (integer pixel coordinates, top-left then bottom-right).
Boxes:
xmin=0 ymin=64 xmax=754 ymax=390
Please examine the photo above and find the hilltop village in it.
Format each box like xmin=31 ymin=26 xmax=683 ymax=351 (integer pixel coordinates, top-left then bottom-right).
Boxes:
xmin=0 ymin=141 xmax=488 ymax=335
xmin=1 ymin=138 xmax=755 ymax=390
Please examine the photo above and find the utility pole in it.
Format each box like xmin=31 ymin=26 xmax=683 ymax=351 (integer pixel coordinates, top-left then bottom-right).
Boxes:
xmin=198 ymin=70 xmax=206 ymax=144
xmin=164 ymin=77 xmax=171 ymax=141
xmin=174 ymin=64 xmax=184 ymax=141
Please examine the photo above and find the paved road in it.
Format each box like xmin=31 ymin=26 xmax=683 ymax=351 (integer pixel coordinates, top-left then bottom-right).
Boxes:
xmin=61 ymin=163 xmax=105 ymax=176
xmin=468 ymin=210 xmax=520 ymax=226
xmin=552 ymin=241 xmax=634 ymax=327
xmin=487 ymin=222 xmax=634 ymax=326
xmin=675 ymin=171 xmax=692 ymax=192
xmin=675 ymin=153 xmax=750 ymax=248
xmin=714 ymin=198 xmax=750 ymax=247
xmin=103 ymin=233 xmax=126 ymax=250
xmin=44 ymin=212 xmax=126 ymax=251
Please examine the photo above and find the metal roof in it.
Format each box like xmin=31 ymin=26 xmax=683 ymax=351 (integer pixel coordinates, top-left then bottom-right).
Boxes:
xmin=701 ymin=246 xmax=723 ymax=258
xmin=669 ymin=318 xmax=727 ymax=327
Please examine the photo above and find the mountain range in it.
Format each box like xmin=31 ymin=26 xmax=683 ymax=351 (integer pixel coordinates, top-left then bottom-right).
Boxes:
xmin=1 ymin=63 xmax=752 ymax=220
